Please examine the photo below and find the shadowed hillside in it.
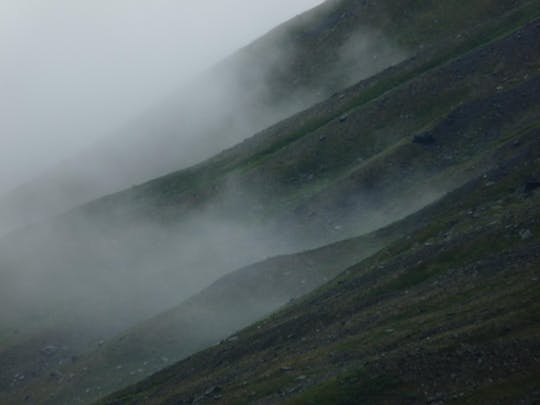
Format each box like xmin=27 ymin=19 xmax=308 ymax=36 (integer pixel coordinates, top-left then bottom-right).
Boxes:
xmin=1 ymin=0 xmax=540 ymax=404
xmin=103 ymin=117 xmax=540 ymax=405
xmin=0 ymin=0 xmax=531 ymax=235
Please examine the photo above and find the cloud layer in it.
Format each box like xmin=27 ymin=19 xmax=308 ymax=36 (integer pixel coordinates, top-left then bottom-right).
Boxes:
xmin=0 ymin=0 xmax=324 ymax=192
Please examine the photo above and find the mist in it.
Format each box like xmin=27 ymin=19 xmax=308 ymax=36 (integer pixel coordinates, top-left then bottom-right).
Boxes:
xmin=0 ymin=0 xmax=412 ymax=339
xmin=0 ymin=0 xmax=324 ymax=194
xmin=0 ymin=0 xmax=411 ymax=237
xmin=0 ymin=1 xmax=415 ymax=402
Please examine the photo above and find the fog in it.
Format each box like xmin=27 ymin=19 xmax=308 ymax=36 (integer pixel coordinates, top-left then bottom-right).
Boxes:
xmin=0 ymin=0 xmax=324 ymax=194
xmin=0 ymin=0 xmax=413 ymax=329
xmin=0 ymin=0 xmax=411 ymax=238
xmin=0 ymin=1 xmax=415 ymax=402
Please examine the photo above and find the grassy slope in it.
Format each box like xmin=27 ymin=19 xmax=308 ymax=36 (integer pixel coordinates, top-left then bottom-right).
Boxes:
xmin=88 ymin=0 xmax=540 ymax=226
xmin=3 ymin=0 xmax=523 ymax=234
xmin=2 ymin=1 xmax=540 ymax=404
xmin=20 ymin=235 xmax=382 ymax=404
xmin=44 ymin=10 xmax=540 ymax=401
xmin=97 ymin=10 xmax=540 ymax=403
xmin=1 ymin=0 xmax=536 ymax=231
xmin=3 ymin=3 xmax=536 ymax=404
xmin=102 ymin=118 xmax=540 ymax=405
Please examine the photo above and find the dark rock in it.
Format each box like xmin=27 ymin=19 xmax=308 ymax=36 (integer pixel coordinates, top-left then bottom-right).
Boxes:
xmin=519 ymin=229 xmax=533 ymax=240
xmin=522 ymin=181 xmax=540 ymax=194
xmin=413 ymin=133 xmax=435 ymax=145
xmin=40 ymin=345 xmax=58 ymax=356
xmin=204 ymin=386 xmax=222 ymax=396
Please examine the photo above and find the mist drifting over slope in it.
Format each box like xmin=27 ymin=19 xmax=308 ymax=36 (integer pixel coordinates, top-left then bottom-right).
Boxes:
xmin=0 ymin=0 xmax=327 ymax=235
xmin=0 ymin=0 xmax=408 ymax=235
xmin=0 ymin=0 xmax=324 ymax=192
xmin=0 ymin=0 xmax=413 ymax=349
xmin=0 ymin=1 xmax=415 ymax=402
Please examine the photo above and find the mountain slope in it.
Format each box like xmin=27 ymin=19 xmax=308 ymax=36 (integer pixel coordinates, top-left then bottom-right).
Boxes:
xmin=0 ymin=0 xmax=532 ymax=235
xmin=12 ymin=234 xmax=383 ymax=404
xmin=102 ymin=121 xmax=540 ymax=404
xmin=1 ymin=1 xmax=540 ymax=404
xmin=11 ymin=15 xmax=540 ymax=401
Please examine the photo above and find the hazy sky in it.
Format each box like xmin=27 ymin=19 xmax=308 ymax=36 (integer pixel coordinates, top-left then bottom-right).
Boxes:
xmin=0 ymin=0 xmax=324 ymax=193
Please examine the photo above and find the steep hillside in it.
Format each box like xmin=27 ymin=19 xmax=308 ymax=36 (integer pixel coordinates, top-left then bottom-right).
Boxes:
xmin=1 ymin=1 xmax=540 ymax=404
xmin=83 ymin=0 xmax=540 ymax=230
xmin=103 ymin=121 xmax=540 ymax=404
xmin=11 ymin=234 xmax=383 ymax=404
xmin=0 ymin=0 xmax=530 ymax=234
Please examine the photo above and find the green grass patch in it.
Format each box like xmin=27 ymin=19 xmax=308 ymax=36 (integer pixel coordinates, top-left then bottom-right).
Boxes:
xmin=286 ymin=369 xmax=414 ymax=405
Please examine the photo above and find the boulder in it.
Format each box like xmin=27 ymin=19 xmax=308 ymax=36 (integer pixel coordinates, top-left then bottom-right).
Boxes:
xmin=412 ymin=133 xmax=435 ymax=145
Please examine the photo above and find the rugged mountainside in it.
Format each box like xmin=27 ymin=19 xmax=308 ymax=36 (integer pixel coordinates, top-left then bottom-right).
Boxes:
xmin=101 ymin=5 xmax=540 ymax=405
xmin=14 ymin=235 xmax=384 ymax=404
xmin=0 ymin=0 xmax=530 ymax=235
xmin=1 ymin=0 xmax=540 ymax=404
xmin=103 ymin=127 xmax=540 ymax=404
xmin=0 ymin=0 xmax=400 ymax=235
